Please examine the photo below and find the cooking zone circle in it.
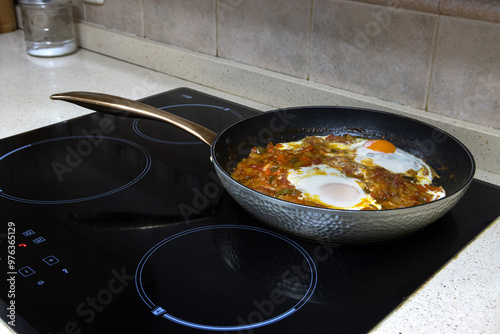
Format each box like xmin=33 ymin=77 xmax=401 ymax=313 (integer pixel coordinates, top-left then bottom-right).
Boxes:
xmin=0 ymin=136 xmax=151 ymax=204
xmin=132 ymin=104 xmax=243 ymax=144
xmin=136 ymin=225 xmax=318 ymax=331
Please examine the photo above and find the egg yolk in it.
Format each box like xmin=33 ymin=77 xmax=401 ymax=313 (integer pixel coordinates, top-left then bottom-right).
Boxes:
xmin=365 ymin=140 xmax=397 ymax=153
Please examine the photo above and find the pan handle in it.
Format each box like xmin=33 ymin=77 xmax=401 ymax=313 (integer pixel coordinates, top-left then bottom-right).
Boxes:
xmin=50 ymin=91 xmax=217 ymax=146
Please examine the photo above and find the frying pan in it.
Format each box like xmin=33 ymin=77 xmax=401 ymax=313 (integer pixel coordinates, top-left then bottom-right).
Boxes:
xmin=50 ymin=92 xmax=475 ymax=243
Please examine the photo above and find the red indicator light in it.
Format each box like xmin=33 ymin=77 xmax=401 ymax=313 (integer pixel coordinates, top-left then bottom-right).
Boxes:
xmin=18 ymin=244 xmax=27 ymax=247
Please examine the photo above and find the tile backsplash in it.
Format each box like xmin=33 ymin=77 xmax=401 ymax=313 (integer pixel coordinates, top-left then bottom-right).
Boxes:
xmin=310 ymin=0 xmax=438 ymax=109
xmin=73 ymin=0 xmax=500 ymax=130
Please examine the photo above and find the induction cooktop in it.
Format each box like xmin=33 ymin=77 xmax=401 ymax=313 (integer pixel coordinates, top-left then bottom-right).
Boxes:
xmin=1 ymin=87 xmax=499 ymax=334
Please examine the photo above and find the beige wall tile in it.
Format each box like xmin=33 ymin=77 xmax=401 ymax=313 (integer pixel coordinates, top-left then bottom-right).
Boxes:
xmin=217 ymin=0 xmax=312 ymax=79
xmin=428 ymin=16 xmax=500 ymax=129
xmin=310 ymin=0 xmax=437 ymax=109
xmin=440 ymin=0 xmax=500 ymax=24
xmin=350 ymin=0 xmax=439 ymax=14
xmin=85 ymin=0 xmax=143 ymax=37
xmin=343 ymin=0 xmax=500 ymax=22
xmin=144 ymin=0 xmax=216 ymax=56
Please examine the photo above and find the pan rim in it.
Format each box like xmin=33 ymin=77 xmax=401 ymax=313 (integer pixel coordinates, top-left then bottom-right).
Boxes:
xmin=211 ymin=105 xmax=476 ymax=214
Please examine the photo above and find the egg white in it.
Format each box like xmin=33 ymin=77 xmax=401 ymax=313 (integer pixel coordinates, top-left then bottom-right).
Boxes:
xmin=426 ymin=187 xmax=446 ymax=201
xmin=355 ymin=146 xmax=434 ymax=184
xmin=277 ymin=136 xmax=366 ymax=153
xmin=287 ymin=165 xmax=380 ymax=210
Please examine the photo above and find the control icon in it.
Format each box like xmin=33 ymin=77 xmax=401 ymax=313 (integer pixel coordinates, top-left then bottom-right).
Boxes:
xmin=22 ymin=229 xmax=35 ymax=237
xmin=33 ymin=237 xmax=46 ymax=244
xmin=152 ymin=307 xmax=166 ymax=316
xmin=19 ymin=266 xmax=35 ymax=277
xmin=43 ymin=255 xmax=59 ymax=266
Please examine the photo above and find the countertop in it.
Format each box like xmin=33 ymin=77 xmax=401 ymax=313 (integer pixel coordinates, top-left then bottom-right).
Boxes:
xmin=1 ymin=29 xmax=499 ymax=334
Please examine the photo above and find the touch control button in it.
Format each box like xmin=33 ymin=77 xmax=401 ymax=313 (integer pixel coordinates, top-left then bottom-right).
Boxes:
xmin=43 ymin=256 xmax=59 ymax=266
xmin=19 ymin=266 xmax=35 ymax=277
xmin=22 ymin=229 xmax=35 ymax=237
xmin=33 ymin=237 xmax=46 ymax=244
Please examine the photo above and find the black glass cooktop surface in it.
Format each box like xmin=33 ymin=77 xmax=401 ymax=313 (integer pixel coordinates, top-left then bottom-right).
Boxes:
xmin=1 ymin=87 xmax=499 ymax=334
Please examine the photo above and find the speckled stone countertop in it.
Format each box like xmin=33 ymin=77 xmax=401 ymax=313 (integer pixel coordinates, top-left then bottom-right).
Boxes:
xmin=1 ymin=29 xmax=499 ymax=334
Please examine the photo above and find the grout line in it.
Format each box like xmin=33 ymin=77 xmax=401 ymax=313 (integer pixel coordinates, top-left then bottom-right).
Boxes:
xmin=425 ymin=14 xmax=441 ymax=112
xmin=215 ymin=0 xmax=219 ymax=57
xmin=83 ymin=1 xmax=87 ymax=21
xmin=307 ymin=0 xmax=315 ymax=81
xmin=141 ymin=0 xmax=145 ymax=38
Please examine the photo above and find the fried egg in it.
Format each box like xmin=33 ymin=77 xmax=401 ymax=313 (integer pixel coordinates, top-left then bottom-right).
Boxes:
xmin=276 ymin=136 xmax=444 ymax=207
xmin=287 ymin=165 xmax=381 ymax=210
xmin=355 ymin=140 xmax=434 ymax=184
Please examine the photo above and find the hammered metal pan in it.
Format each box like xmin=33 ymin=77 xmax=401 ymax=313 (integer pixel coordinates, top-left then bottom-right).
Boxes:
xmin=50 ymin=92 xmax=475 ymax=243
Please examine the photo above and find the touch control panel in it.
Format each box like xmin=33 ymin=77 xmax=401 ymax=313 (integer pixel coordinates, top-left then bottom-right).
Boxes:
xmin=16 ymin=228 xmax=69 ymax=287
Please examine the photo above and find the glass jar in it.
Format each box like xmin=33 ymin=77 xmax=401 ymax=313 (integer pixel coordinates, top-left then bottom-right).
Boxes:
xmin=19 ymin=0 xmax=77 ymax=57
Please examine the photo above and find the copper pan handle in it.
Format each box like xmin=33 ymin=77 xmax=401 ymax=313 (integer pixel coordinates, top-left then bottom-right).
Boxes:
xmin=50 ymin=91 xmax=217 ymax=146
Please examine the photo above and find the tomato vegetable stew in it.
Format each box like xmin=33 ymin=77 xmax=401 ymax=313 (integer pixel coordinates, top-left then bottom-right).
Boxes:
xmin=230 ymin=135 xmax=445 ymax=210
